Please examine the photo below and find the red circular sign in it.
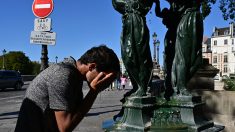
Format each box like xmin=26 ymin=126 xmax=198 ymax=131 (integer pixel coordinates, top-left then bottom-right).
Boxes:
xmin=32 ymin=0 xmax=54 ymax=18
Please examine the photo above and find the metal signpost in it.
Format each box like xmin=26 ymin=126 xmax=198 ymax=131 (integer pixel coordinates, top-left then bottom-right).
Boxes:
xmin=31 ymin=0 xmax=55 ymax=71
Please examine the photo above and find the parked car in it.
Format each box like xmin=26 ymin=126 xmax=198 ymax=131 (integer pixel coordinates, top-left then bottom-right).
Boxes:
xmin=0 ymin=70 xmax=24 ymax=90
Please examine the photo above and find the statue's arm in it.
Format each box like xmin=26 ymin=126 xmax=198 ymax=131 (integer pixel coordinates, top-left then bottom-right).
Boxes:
xmin=153 ymin=0 xmax=163 ymax=18
xmin=112 ymin=0 xmax=126 ymax=14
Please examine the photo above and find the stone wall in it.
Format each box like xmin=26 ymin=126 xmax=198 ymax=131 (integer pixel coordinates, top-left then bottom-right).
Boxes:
xmin=192 ymin=90 xmax=235 ymax=132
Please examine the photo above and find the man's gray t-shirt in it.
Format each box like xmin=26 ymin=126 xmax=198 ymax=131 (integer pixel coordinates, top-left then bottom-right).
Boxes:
xmin=25 ymin=57 xmax=83 ymax=113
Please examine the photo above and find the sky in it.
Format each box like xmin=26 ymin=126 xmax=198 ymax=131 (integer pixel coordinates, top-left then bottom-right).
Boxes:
xmin=0 ymin=0 xmax=232 ymax=66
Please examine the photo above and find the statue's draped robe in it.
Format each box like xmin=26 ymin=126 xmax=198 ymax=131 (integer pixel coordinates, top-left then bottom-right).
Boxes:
xmin=172 ymin=1 xmax=203 ymax=94
xmin=112 ymin=0 xmax=153 ymax=96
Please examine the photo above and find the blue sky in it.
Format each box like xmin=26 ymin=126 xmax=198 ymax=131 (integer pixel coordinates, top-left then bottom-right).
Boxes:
xmin=0 ymin=0 xmax=232 ymax=66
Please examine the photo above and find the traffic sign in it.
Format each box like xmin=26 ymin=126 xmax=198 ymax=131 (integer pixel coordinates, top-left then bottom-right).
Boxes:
xmin=34 ymin=18 xmax=51 ymax=31
xmin=30 ymin=31 xmax=56 ymax=45
xmin=32 ymin=0 xmax=54 ymax=18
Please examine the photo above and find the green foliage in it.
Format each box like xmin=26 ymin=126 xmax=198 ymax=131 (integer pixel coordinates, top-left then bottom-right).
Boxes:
xmin=201 ymin=0 xmax=216 ymax=19
xmin=201 ymin=0 xmax=235 ymax=21
xmin=219 ymin=0 xmax=235 ymax=21
xmin=31 ymin=61 xmax=41 ymax=75
xmin=0 ymin=51 xmax=40 ymax=75
xmin=224 ymin=79 xmax=235 ymax=91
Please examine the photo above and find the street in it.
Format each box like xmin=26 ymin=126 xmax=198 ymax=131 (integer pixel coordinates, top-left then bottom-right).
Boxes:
xmin=0 ymin=83 xmax=28 ymax=132
xmin=0 ymin=81 xmax=129 ymax=132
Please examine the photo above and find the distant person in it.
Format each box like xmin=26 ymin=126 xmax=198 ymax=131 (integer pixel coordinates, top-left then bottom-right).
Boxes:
xmin=116 ymin=77 xmax=121 ymax=90
xmin=120 ymin=75 xmax=127 ymax=90
xmin=15 ymin=45 xmax=120 ymax=132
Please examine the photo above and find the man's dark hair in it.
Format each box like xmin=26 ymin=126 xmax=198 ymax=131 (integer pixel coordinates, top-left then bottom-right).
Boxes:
xmin=78 ymin=45 xmax=120 ymax=73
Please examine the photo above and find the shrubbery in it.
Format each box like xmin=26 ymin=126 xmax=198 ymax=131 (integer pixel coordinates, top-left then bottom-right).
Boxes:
xmin=224 ymin=79 xmax=235 ymax=91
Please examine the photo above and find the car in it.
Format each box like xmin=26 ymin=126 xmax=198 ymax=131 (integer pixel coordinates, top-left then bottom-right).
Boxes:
xmin=0 ymin=70 xmax=24 ymax=90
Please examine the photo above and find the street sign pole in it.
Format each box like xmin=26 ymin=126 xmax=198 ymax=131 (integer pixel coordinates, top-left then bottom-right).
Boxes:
xmin=40 ymin=45 xmax=49 ymax=71
xmin=31 ymin=0 xmax=54 ymax=71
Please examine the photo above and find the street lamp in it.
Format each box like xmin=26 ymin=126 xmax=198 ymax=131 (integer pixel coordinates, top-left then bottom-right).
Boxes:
xmin=2 ymin=49 xmax=6 ymax=70
xmin=40 ymin=45 xmax=49 ymax=71
xmin=156 ymin=40 xmax=160 ymax=64
xmin=55 ymin=56 xmax=58 ymax=63
xmin=152 ymin=32 xmax=157 ymax=62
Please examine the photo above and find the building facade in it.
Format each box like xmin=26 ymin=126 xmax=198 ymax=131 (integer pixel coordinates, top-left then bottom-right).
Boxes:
xmin=211 ymin=22 xmax=235 ymax=78
xmin=202 ymin=36 xmax=212 ymax=64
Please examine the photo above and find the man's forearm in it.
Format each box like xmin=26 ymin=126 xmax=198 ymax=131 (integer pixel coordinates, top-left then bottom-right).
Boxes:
xmin=69 ymin=90 xmax=98 ymax=130
xmin=55 ymin=90 xmax=98 ymax=132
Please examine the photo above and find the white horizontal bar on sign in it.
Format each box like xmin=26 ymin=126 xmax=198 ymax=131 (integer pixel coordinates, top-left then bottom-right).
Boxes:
xmin=35 ymin=4 xmax=51 ymax=9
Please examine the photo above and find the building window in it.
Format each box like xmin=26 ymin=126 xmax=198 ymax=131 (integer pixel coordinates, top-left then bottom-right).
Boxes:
xmin=224 ymin=30 xmax=229 ymax=35
xmin=202 ymin=47 xmax=205 ymax=52
xmin=232 ymin=39 xmax=234 ymax=45
xmin=224 ymin=39 xmax=228 ymax=45
xmin=214 ymin=40 xmax=217 ymax=46
xmin=213 ymin=56 xmax=217 ymax=63
xmin=224 ymin=55 xmax=228 ymax=63
xmin=224 ymin=65 xmax=228 ymax=73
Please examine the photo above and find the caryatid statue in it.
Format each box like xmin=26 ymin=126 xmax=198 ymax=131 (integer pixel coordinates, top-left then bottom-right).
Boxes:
xmin=154 ymin=0 xmax=180 ymax=100
xmin=171 ymin=0 xmax=203 ymax=95
xmin=112 ymin=0 xmax=154 ymax=96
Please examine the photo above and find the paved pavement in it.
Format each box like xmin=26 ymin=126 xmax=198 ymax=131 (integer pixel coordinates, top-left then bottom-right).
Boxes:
xmin=0 ymin=81 xmax=130 ymax=132
xmin=75 ymin=89 xmax=128 ymax=132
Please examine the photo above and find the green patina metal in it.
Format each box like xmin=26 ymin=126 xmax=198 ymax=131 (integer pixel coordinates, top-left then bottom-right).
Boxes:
xmin=105 ymin=96 xmax=156 ymax=132
xmin=105 ymin=0 xmax=225 ymax=131
xmin=150 ymin=108 xmax=188 ymax=132
xmin=112 ymin=0 xmax=153 ymax=97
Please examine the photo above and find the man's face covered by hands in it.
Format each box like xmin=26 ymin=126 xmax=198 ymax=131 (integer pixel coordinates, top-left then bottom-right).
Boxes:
xmin=86 ymin=66 xmax=117 ymax=93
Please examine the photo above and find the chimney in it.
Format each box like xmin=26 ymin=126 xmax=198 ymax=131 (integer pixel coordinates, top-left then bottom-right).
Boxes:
xmin=213 ymin=27 xmax=217 ymax=32
xmin=212 ymin=27 xmax=217 ymax=36
xmin=230 ymin=22 xmax=234 ymax=36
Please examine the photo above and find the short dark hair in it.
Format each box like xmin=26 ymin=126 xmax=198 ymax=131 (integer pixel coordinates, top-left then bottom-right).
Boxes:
xmin=78 ymin=45 xmax=120 ymax=73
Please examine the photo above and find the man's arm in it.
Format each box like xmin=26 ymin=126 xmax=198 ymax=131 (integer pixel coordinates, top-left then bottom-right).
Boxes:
xmin=54 ymin=72 xmax=116 ymax=132
xmin=55 ymin=90 xmax=98 ymax=132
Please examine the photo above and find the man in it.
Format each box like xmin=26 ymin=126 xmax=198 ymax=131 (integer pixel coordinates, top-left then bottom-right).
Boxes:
xmin=15 ymin=45 xmax=120 ymax=132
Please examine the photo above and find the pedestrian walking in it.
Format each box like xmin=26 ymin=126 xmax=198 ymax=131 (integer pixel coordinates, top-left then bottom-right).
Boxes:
xmin=120 ymin=75 xmax=127 ymax=90
xmin=15 ymin=45 xmax=120 ymax=132
xmin=116 ymin=77 xmax=121 ymax=90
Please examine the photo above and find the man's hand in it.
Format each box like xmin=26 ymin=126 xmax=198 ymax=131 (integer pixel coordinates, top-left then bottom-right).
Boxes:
xmin=89 ymin=72 xmax=116 ymax=93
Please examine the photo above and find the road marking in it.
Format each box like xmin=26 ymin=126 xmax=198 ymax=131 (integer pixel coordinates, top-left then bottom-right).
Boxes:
xmin=0 ymin=95 xmax=24 ymax=101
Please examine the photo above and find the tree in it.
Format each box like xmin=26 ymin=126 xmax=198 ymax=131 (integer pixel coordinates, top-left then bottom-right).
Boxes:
xmin=31 ymin=61 xmax=41 ymax=75
xmin=202 ymin=0 xmax=235 ymax=21
xmin=0 ymin=51 xmax=33 ymax=74
xmin=219 ymin=0 xmax=235 ymax=21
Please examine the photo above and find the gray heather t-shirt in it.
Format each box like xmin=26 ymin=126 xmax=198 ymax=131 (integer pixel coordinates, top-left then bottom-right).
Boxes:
xmin=25 ymin=57 xmax=83 ymax=113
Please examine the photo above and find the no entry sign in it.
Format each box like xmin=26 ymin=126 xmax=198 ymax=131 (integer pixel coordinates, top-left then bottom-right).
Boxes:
xmin=32 ymin=0 xmax=54 ymax=18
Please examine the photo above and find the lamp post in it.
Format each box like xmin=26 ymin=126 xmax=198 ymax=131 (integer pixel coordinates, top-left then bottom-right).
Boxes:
xmin=2 ymin=49 xmax=6 ymax=70
xmin=40 ymin=45 xmax=49 ymax=71
xmin=55 ymin=56 xmax=58 ymax=63
xmin=152 ymin=32 xmax=157 ymax=63
xmin=156 ymin=40 xmax=160 ymax=64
